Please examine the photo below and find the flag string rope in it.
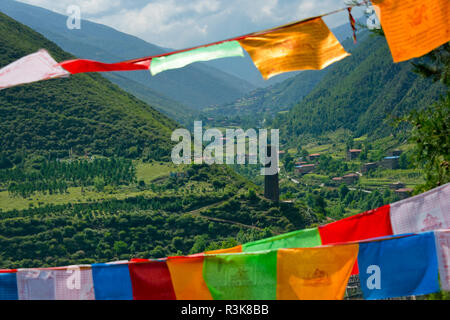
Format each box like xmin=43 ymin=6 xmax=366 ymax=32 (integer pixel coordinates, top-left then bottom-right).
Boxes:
xmin=120 ymin=1 xmax=369 ymax=64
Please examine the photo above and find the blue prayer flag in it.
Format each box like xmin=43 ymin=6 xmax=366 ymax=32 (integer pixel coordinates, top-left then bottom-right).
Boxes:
xmin=358 ymin=232 xmax=440 ymax=300
xmin=92 ymin=263 xmax=133 ymax=300
xmin=0 ymin=272 xmax=18 ymax=300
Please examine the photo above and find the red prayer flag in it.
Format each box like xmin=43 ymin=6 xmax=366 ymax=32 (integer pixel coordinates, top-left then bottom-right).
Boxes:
xmin=128 ymin=261 xmax=176 ymax=300
xmin=319 ymin=205 xmax=393 ymax=274
xmin=0 ymin=270 xmax=17 ymax=273
xmin=59 ymin=59 xmax=151 ymax=74
xmin=348 ymin=7 xmax=357 ymax=44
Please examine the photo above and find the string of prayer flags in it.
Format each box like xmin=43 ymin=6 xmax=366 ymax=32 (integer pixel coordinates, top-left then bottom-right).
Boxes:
xmin=238 ymin=17 xmax=350 ymax=80
xmin=91 ymin=263 xmax=133 ymax=300
xmin=0 ymin=49 xmax=69 ymax=90
xmin=1 ymin=1 xmax=449 ymax=89
xmin=318 ymin=205 xmax=393 ymax=275
xmin=242 ymin=227 xmax=322 ymax=252
xmin=203 ymin=250 xmax=278 ymax=300
xmin=390 ymin=183 xmax=450 ymax=235
xmin=358 ymin=232 xmax=440 ymax=300
xmin=167 ymin=255 xmax=213 ymax=300
xmin=276 ymin=244 xmax=359 ymax=300
xmin=128 ymin=260 xmax=176 ymax=300
xmin=0 ymin=229 xmax=448 ymax=300
xmin=372 ymin=0 xmax=450 ymax=63
xmin=434 ymin=230 xmax=450 ymax=291
xmin=0 ymin=271 xmax=18 ymax=300
xmin=150 ymin=41 xmax=245 ymax=76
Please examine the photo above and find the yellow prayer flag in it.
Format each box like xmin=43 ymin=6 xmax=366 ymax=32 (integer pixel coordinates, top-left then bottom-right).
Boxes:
xmin=166 ymin=256 xmax=213 ymax=300
xmin=276 ymin=244 xmax=359 ymax=300
xmin=372 ymin=0 xmax=450 ymax=63
xmin=238 ymin=17 xmax=350 ymax=80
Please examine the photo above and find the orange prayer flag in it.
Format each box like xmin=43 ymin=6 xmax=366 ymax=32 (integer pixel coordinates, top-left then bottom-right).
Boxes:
xmin=276 ymin=244 xmax=358 ymax=300
xmin=372 ymin=0 xmax=450 ymax=63
xmin=205 ymin=245 xmax=243 ymax=254
xmin=238 ymin=17 xmax=350 ymax=80
xmin=166 ymin=255 xmax=213 ymax=300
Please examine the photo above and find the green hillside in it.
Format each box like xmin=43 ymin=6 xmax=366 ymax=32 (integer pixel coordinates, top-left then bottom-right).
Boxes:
xmin=205 ymin=69 xmax=326 ymax=123
xmin=0 ymin=161 xmax=318 ymax=269
xmin=273 ymin=33 xmax=446 ymax=146
xmin=0 ymin=11 xmax=177 ymax=161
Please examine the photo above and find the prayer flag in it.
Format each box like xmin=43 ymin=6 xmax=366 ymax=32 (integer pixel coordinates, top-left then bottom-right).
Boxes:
xmin=203 ymin=251 xmax=278 ymax=300
xmin=319 ymin=205 xmax=393 ymax=274
xmin=434 ymin=229 xmax=450 ymax=291
xmin=276 ymin=244 xmax=358 ymax=300
xmin=60 ymin=58 xmax=151 ymax=75
xmin=242 ymin=227 xmax=322 ymax=252
xmin=150 ymin=41 xmax=245 ymax=76
xmin=54 ymin=266 xmax=95 ymax=300
xmin=390 ymin=183 xmax=450 ymax=235
xmin=358 ymin=232 xmax=440 ymax=300
xmin=128 ymin=260 xmax=176 ymax=300
xmin=167 ymin=255 xmax=213 ymax=300
xmin=238 ymin=17 xmax=350 ymax=80
xmin=16 ymin=269 xmax=56 ymax=300
xmin=0 ymin=49 xmax=69 ymax=90
xmin=91 ymin=263 xmax=133 ymax=300
xmin=0 ymin=271 xmax=18 ymax=300
xmin=372 ymin=0 xmax=450 ymax=62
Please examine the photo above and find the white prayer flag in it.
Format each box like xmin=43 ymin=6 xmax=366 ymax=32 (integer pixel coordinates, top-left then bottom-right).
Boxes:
xmin=0 ymin=49 xmax=69 ymax=90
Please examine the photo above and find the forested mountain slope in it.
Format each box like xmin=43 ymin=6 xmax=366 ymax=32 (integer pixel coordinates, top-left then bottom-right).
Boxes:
xmin=273 ymin=34 xmax=446 ymax=146
xmin=0 ymin=12 xmax=177 ymax=161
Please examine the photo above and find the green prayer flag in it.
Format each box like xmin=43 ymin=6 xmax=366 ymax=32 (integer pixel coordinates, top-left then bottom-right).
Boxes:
xmin=242 ymin=227 xmax=322 ymax=252
xmin=203 ymin=251 xmax=277 ymax=300
xmin=150 ymin=41 xmax=244 ymax=76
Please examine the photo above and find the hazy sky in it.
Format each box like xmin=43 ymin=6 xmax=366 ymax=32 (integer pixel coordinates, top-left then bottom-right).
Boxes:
xmin=16 ymin=0 xmax=366 ymax=49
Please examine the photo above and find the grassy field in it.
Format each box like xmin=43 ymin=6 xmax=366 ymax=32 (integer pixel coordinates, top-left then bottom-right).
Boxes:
xmin=0 ymin=186 xmax=159 ymax=212
xmin=0 ymin=161 xmax=187 ymax=212
xmin=359 ymin=169 xmax=424 ymax=189
xmin=135 ymin=161 xmax=183 ymax=183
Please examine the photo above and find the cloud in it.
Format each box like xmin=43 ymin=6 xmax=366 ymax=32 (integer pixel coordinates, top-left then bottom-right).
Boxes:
xmin=17 ymin=0 xmax=122 ymax=16
xmin=16 ymin=0 xmax=365 ymax=49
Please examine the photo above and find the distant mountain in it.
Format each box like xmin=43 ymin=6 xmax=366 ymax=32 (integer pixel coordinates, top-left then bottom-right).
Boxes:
xmin=0 ymin=0 xmax=255 ymax=119
xmin=0 ymin=11 xmax=177 ymax=161
xmin=205 ymin=32 xmax=363 ymax=121
xmin=273 ymin=32 xmax=447 ymax=146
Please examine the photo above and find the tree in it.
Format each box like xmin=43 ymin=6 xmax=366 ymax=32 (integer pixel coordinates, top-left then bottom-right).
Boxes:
xmin=283 ymin=153 xmax=294 ymax=172
xmin=339 ymin=184 xmax=350 ymax=200
xmin=412 ymin=43 xmax=450 ymax=87
xmin=404 ymin=94 xmax=449 ymax=191
xmin=0 ymin=154 xmax=13 ymax=169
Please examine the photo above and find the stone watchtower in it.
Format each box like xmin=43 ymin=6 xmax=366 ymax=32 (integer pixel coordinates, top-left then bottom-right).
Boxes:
xmin=264 ymin=145 xmax=279 ymax=202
